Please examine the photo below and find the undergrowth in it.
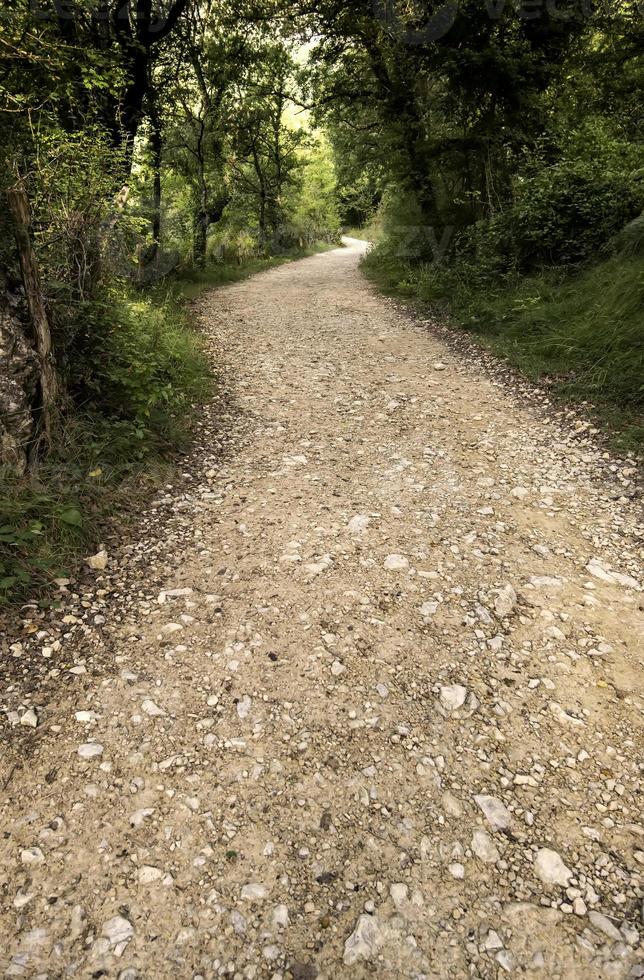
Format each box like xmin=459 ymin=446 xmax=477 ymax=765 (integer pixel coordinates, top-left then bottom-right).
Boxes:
xmin=0 ymin=287 xmax=210 ymax=605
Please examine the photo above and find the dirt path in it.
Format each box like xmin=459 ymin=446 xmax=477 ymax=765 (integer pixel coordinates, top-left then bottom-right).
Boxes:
xmin=1 ymin=239 xmax=642 ymax=979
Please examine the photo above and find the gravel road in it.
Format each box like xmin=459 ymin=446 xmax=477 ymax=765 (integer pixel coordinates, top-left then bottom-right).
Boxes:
xmin=1 ymin=239 xmax=642 ymax=979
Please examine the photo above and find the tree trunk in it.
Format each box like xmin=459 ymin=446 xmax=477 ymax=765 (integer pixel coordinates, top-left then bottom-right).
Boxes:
xmin=6 ymin=185 xmax=59 ymax=446
xmin=147 ymin=100 xmax=163 ymax=264
xmin=193 ymin=207 xmax=208 ymax=271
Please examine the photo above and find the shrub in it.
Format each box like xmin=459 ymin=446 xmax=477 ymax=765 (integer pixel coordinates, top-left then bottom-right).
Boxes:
xmin=71 ymin=290 xmax=211 ymax=436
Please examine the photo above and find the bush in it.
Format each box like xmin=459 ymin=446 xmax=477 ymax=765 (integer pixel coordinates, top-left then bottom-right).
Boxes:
xmin=73 ymin=291 xmax=211 ymax=432
xmin=491 ymin=160 xmax=640 ymax=271
xmin=0 ymin=289 xmax=211 ymax=604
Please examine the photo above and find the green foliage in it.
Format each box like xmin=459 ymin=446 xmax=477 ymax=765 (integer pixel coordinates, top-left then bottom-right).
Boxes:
xmin=466 ymin=158 xmax=642 ymax=276
xmin=0 ymin=288 xmax=211 ymax=604
xmin=74 ymin=291 xmax=211 ymax=429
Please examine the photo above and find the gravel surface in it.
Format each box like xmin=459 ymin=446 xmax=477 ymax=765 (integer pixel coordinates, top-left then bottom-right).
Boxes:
xmin=1 ymin=239 xmax=642 ymax=978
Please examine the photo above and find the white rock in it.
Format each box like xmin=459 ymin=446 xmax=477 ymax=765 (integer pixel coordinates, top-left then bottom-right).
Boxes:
xmin=347 ymin=514 xmax=370 ymax=534
xmin=101 ymin=915 xmax=134 ymax=956
xmin=529 ymin=575 xmax=564 ymax=588
xmin=129 ymin=808 xmax=155 ymax=828
xmin=484 ymin=930 xmax=504 ymax=950
xmin=511 ymin=487 xmax=528 ymax=499
xmin=496 ymin=950 xmax=514 ymax=972
xmin=75 ymin=710 xmax=98 ymax=723
xmin=86 ymin=550 xmax=108 ymax=570
xmin=20 ymin=847 xmax=44 ymax=865
xmin=439 ymin=684 xmax=467 ymax=711
xmin=586 ymin=560 xmax=639 ymax=590
xmin=138 ymin=865 xmax=164 ymax=884
xmin=231 ymin=910 xmax=246 ymax=935
xmin=620 ymin=921 xmax=639 ymax=946
xmin=19 ymin=708 xmax=38 ymax=728
xmin=272 ymin=904 xmax=290 ymax=929
xmin=474 ymin=794 xmax=512 ymax=831
xmin=494 ymin=584 xmax=517 ymax=618
xmin=472 ymin=829 xmax=500 ymax=864
xmin=13 ymin=891 xmax=34 ymax=909
xmin=534 ymin=847 xmax=573 ymax=887
xmin=157 ymin=587 xmax=193 ymax=604
xmin=304 ymin=554 xmax=333 ymax=579
xmin=77 ymin=742 xmax=104 ymax=760
xmin=236 ymin=695 xmax=252 ymax=719
xmin=331 ymin=660 xmax=346 ymax=676
xmin=343 ymin=914 xmax=384 ymax=965
xmin=549 ymin=701 xmax=584 ymax=727
xmin=142 ymin=699 xmax=165 ymax=717
xmin=241 ymin=882 xmax=268 ymax=901
xmin=588 ymin=911 xmax=622 ymax=941
xmin=442 ymin=791 xmax=463 ymax=817
xmin=160 ymin=622 xmax=183 ymax=635
xmin=384 ymin=554 xmax=409 ymax=571
xmin=419 ymin=601 xmax=438 ymax=618
xmin=544 ymin=625 xmax=566 ymax=641
xmin=389 ymin=882 xmax=408 ymax=907
xmin=433 ymin=362 xmax=447 ymax=371
xmin=448 ymin=862 xmax=465 ymax=879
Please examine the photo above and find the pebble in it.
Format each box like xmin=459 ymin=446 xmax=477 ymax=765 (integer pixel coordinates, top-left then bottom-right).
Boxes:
xmin=241 ymin=883 xmax=268 ymax=901
xmin=272 ymin=904 xmax=289 ymax=928
xmin=389 ymin=882 xmax=408 ymax=907
xmin=384 ymin=554 xmax=409 ymax=571
xmin=439 ymin=684 xmax=467 ymax=711
xmin=20 ymin=847 xmax=44 ymax=865
xmin=19 ymin=708 xmax=38 ymax=728
xmin=347 ymin=514 xmax=370 ymax=534
xmin=474 ymin=794 xmax=512 ymax=831
xmin=588 ymin=910 xmax=623 ymax=941
xmin=77 ymin=742 xmax=104 ymax=760
xmin=472 ymin=828 xmax=500 ymax=864
xmin=86 ymin=550 xmax=108 ymax=570
xmin=343 ymin=914 xmax=384 ymax=965
xmin=236 ymin=695 xmax=252 ymax=719
xmin=138 ymin=865 xmax=164 ymax=884
xmin=494 ymin=584 xmax=517 ymax=618
xmin=534 ymin=848 xmax=573 ymax=887
xmin=141 ymin=699 xmax=165 ymax=717
xmin=100 ymin=915 xmax=134 ymax=956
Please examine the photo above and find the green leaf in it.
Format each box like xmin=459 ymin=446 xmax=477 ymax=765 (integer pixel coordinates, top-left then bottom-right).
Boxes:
xmin=58 ymin=507 xmax=83 ymax=527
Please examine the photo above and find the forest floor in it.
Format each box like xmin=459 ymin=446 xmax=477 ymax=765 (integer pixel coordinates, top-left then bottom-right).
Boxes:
xmin=1 ymin=239 xmax=642 ymax=979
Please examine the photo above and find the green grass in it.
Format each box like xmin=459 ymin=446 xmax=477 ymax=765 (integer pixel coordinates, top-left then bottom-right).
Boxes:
xmin=342 ymin=222 xmax=381 ymax=243
xmin=363 ymin=248 xmax=644 ymax=454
